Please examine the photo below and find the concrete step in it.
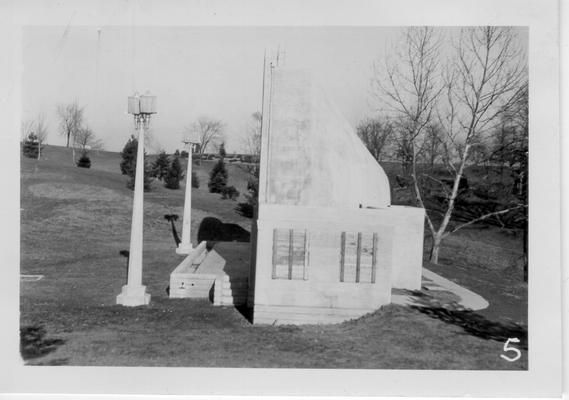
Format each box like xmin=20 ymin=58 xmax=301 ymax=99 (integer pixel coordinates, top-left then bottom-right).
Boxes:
xmin=169 ymin=248 xmax=226 ymax=299
xmin=213 ymin=274 xmax=249 ymax=306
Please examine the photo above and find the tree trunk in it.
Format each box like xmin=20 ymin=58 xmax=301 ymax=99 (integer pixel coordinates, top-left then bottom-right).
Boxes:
xmin=429 ymin=234 xmax=442 ymax=264
xmin=71 ymin=136 xmax=78 ymax=165
xmin=402 ymin=160 xmax=411 ymax=178
xmin=37 ymin=142 xmax=41 ymax=160
xmin=66 ymin=133 xmax=70 ymax=148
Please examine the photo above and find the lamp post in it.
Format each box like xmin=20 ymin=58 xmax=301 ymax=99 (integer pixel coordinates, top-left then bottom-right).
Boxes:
xmin=116 ymin=92 xmax=156 ymax=306
xmin=176 ymin=135 xmax=199 ymax=255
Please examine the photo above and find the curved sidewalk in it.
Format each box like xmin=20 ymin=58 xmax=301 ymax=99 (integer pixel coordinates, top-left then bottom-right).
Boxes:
xmin=392 ymin=268 xmax=489 ymax=311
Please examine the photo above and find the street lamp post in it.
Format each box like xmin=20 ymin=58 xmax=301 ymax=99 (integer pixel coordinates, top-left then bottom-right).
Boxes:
xmin=116 ymin=93 xmax=156 ymax=307
xmin=176 ymin=136 xmax=199 ymax=255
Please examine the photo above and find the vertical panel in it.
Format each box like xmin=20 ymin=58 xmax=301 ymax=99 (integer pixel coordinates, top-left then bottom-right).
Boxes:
xmin=290 ymin=229 xmax=305 ymax=280
xmin=359 ymin=233 xmax=374 ymax=283
xmin=371 ymin=233 xmax=378 ymax=284
xmin=344 ymin=232 xmax=358 ymax=282
xmin=273 ymin=228 xmax=292 ymax=279
xmin=338 ymin=231 xmax=378 ymax=284
xmin=272 ymin=228 xmax=310 ymax=280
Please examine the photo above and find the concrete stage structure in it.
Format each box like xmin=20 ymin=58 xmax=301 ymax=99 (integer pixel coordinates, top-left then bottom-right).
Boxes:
xmin=169 ymin=61 xmax=424 ymax=325
xmin=248 ymin=63 xmax=425 ymax=324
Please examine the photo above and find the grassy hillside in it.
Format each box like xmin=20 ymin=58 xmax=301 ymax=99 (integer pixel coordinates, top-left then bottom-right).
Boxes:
xmin=20 ymin=145 xmax=527 ymax=368
xmin=32 ymin=145 xmax=125 ymax=174
xmin=31 ymin=145 xmax=254 ymax=225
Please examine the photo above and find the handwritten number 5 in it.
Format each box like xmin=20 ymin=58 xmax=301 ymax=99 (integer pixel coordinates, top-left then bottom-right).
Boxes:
xmin=501 ymin=338 xmax=521 ymax=362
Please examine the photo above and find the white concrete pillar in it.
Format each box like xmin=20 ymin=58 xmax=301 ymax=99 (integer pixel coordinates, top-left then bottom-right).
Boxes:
xmin=176 ymin=151 xmax=194 ymax=254
xmin=117 ymin=124 xmax=151 ymax=306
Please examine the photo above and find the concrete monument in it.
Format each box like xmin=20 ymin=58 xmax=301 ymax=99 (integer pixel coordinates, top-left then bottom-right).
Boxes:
xmin=247 ymin=63 xmax=425 ymax=324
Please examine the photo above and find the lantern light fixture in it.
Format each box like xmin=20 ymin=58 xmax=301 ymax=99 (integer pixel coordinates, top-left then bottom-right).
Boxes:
xmin=128 ymin=92 xmax=157 ymax=129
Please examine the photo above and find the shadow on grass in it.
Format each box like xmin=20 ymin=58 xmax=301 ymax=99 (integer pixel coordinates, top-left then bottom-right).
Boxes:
xmin=235 ymin=305 xmax=254 ymax=323
xmin=198 ymin=217 xmax=250 ymax=247
xmin=409 ymin=293 xmax=527 ymax=350
xmin=20 ymin=325 xmax=67 ymax=362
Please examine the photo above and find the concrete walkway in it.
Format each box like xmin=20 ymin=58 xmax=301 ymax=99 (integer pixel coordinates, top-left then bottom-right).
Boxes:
xmin=392 ymin=268 xmax=489 ymax=311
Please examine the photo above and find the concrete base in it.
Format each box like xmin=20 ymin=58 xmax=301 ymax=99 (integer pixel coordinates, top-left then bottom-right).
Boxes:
xmin=116 ymin=285 xmax=151 ymax=306
xmin=253 ymin=304 xmax=378 ymax=325
xmin=169 ymin=241 xmax=223 ymax=298
xmin=176 ymin=243 xmax=195 ymax=255
xmin=251 ymin=205 xmax=396 ymax=325
xmin=170 ymin=271 xmax=218 ymax=298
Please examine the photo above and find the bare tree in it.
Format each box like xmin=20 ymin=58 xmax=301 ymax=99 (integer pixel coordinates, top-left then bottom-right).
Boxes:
xmin=35 ymin=114 xmax=49 ymax=160
xmin=511 ymin=83 xmax=529 ymax=282
xmin=373 ymin=27 xmax=443 ymax=180
xmin=390 ymin=118 xmax=415 ymax=177
xmin=356 ymin=117 xmax=394 ymax=162
xmin=487 ymin=82 xmax=528 ymax=280
xmin=375 ymin=26 xmax=527 ymax=264
xmin=238 ymin=111 xmax=263 ymax=219
xmin=421 ymin=123 xmax=444 ymax=170
xmin=429 ymin=27 xmax=527 ymax=263
xmin=244 ymin=111 xmax=262 ymax=160
xmin=57 ymin=102 xmax=84 ymax=148
xmin=21 ymin=115 xmax=48 ymax=160
xmin=488 ymin=82 xmax=528 ymax=176
xmin=186 ymin=116 xmax=224 ymax=164
xmin=75 ymin=125 xmax=104 ymax=155
xmin=21 ymin=119 xmax=34 ymax=143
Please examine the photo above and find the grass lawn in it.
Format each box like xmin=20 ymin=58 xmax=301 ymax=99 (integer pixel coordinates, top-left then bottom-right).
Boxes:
xmin=20 ymin=145 xmax=527 ymax=369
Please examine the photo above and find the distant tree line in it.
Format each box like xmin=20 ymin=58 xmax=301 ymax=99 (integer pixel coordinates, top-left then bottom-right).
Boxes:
xmin=119 ymin=140 xmax=200 ymax=192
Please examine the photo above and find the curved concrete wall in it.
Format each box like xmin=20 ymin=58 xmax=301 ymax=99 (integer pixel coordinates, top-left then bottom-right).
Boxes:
xmin=261 ymin=68 xmax=391 ymax=209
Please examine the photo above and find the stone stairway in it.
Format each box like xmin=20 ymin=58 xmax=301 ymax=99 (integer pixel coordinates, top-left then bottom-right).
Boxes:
xmin=169 ymin=242 xmax=223 ymax=299
xmin=212 ymin=275 xmax=249 ymax=306
xmin=169 ymin=241 xmax=249 ymax=306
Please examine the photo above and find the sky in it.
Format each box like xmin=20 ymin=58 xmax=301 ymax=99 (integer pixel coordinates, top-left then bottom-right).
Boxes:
xmin=22 ymin=26 xmax=527 ymax=154
xmin=22 ymin=26 xmax=402 ymax=153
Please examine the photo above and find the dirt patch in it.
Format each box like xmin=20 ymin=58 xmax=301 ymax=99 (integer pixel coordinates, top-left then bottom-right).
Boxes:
xmin=28 ymin=183 xmax=129 ymax=203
